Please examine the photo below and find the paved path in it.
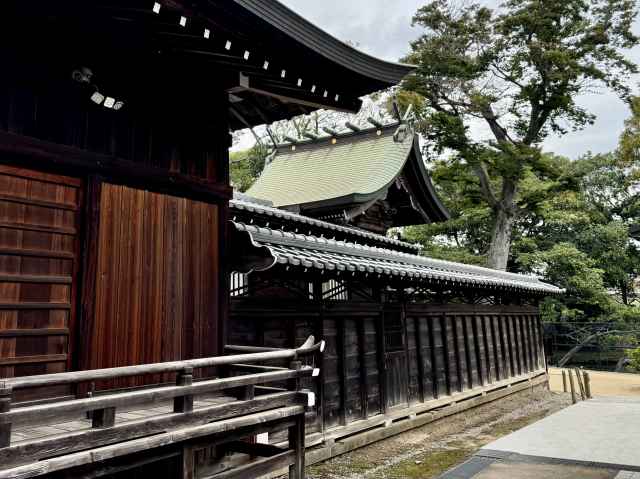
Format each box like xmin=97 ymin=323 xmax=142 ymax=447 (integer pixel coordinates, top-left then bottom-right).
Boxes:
xmin=440 ymin=396 xmax=640 ymax=478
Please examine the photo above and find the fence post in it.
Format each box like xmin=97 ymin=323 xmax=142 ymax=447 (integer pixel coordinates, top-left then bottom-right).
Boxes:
xmin=174 ymin=367 xmax=194 ymax=413
xmin=574 ymin=368 xmax=586 ymax=400
xmin=568 ymin=370 xmax=577 ymax=404
xmin=583 ymin=371 xmax=592 ymax=399
xmin=561 ymin=370 xmax=567 ymax=393
xmin=0 ymin=381 xmax=12 ymax=447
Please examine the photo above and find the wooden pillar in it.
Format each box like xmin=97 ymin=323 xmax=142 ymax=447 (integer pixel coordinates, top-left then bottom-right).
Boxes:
xmin=376 ymin=311 xmax=387 ymax=414
xmin=428 ymin=317 xmax=439 ymax=399
xmin=452 ymin=317 xmax=463 ymax=392
xmin=414 ymin=316 xmax=426 ymax=403
xmin=337 ymin=319 xmax=348 ymax=426
xmin=440 ymin=316 xmax=452 ymax=396
xmin=462 ymin=316 xmax=474 ymax=389
xmin=471 ymin=315 xmax=485 ymax=386
xmin=288 ymin=415 xmax=305 ymax=479
xmin=0 ymin=382 xmax=12 ymax=448
xmin=357 ymin=318 xmax=369 ymax=418
xmin=490 ymin=317 xmax=501 ymax=381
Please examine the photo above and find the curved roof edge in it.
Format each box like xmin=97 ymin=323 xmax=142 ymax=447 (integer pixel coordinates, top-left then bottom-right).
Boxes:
xmin=405 ymin=136 xmax=450 ymax=222
xmin=232 ymin=0 xmax=416 ymax=85
xmin=233 ymin=222 xmax=565 ymax=295
xmin=231 ymin=194 xmax=422 ymax=252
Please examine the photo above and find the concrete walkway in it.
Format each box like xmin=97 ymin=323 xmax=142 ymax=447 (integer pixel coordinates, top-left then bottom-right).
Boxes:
xmin=440 ymin=396 xmax=640 ymax=478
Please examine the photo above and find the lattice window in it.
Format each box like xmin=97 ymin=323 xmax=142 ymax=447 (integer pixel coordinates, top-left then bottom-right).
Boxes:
xmin=384 ymin=311 xmax=405 ymax=352
xmin=322 ymin=279 xmax=349 ymax=301
xmin=230 ymin=272 xmax=249 ymax=297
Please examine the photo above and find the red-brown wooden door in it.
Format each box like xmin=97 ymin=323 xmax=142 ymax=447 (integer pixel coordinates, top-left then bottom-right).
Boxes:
xmin=0 ymin=164 xmax=83 ymax=401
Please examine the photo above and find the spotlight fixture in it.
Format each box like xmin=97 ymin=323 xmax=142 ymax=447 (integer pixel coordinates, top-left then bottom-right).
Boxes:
xmin=113 ymin=101 xmax=125 ymax=111
xmin=90 ymin=91 xmax=105 ymax=105
xmin=103 ymin=97 xmax=116 ymax=109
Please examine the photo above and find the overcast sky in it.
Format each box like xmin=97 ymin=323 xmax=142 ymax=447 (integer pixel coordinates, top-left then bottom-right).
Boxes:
xmin=278 ymin=0 xmax=640 ymax=159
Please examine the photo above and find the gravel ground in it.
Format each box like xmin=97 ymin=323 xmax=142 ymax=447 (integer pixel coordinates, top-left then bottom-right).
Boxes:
xmin=305 ymin=388 xmax=572 ymax=479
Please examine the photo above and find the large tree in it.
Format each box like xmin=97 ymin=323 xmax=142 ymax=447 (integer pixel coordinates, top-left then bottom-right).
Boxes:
xmin=401 ymin=0 xmax=638 ymax=270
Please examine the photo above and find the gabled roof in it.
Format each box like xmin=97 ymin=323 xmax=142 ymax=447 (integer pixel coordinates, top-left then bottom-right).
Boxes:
xmin=232 ymin=222 xmax=564 ymax=296
xmin=246 ymin=124 xmax=449 ymax=224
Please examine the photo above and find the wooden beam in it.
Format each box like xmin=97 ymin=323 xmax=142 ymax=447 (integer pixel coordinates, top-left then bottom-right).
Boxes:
xmin=0 ymin=393 xmax=299 ymax=469
xmin=0 ymin=131 xmax=232 ymax=204
xmin=345 ymin=122 xmax=360 ymax=132
xmin=9 ymin=337 xmax=322 ymax=389
xmin=215 ymin=451 xmax=295 ymax=479
xmin=0 ymin=328 xmax=69 ymax=338
xmin=0 ymin=247 xmax=74 ymax=259
xmin=0 ymin=275 xmax=72 ymax=284
xmin=0 ymin=406 xmax=305 ymax=479
xmin=3 ymin=370 xmax=315 ymax=426
xmin=0 ymin=354 xmax=67 ymax=366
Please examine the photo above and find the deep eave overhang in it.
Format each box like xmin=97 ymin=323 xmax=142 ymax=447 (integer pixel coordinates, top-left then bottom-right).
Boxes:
xmin=5 ymin=1 xmax=414 ymax=129
xmin=231 ymin=0 xmax=416 ymax=85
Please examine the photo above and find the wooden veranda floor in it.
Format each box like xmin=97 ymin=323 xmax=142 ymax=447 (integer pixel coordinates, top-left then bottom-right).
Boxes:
xmin=10 ymin=393 xmax=238 ymax=446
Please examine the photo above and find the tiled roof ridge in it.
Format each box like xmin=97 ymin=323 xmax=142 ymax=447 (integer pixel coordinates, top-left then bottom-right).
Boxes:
xmin=230 ymin=197 xmax=422 ymax=251
xmin=233 ymin=222 xmax=564 ymax=294
xmin=275 ymin=121 xmax=403 ymax=150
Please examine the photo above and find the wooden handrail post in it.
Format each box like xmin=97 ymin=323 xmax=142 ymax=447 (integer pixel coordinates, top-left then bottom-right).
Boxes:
xmin=288 ymin=361 xmax=302 ymax=392
xmin=0 ymin=381 xmax=12 ymax=447
xmin=92 ymin=407 xmax=116 ymax=428
xmin=174 ymin=367 xmax=194 ymax=413
xmin=288 ymin=415 xmax=305 ymax=479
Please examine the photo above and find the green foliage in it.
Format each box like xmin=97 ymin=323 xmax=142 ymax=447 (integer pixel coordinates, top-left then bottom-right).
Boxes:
xmin=627 ymin=347 xmax=640 ymax=372
xmin=407 ymin=101 xmax=640 ymax=324
xmin=229 ymin=144 xmax=269 ymax=192
xmin=401 ymin=0 xmax=639 ymax=269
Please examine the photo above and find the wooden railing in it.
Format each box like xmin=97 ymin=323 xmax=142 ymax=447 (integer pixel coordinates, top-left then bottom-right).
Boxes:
xmin=0 ymin=336 xmax=324 ymax=479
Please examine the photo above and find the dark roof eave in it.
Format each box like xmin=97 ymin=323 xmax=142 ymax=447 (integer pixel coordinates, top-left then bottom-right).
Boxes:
xmin=232 ymin=0 xmax=416 ymax=86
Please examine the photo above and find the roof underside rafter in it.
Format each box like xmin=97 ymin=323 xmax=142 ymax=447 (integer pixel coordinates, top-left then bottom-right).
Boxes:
xmin=5 ymin=1 xmax=415 ymax=129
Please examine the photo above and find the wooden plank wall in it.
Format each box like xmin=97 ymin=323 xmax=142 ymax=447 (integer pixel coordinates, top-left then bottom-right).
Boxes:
xmin=83 ymin=183 xmax=220 ymax=388
xmin=230 ymin=300 xmax=545 ymax=433
xmin=0 ymin=164 xmax=82 ymax=401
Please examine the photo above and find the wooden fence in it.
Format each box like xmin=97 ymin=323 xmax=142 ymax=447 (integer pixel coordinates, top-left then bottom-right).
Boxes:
xmin=0 ymin=337 xmax=324 ymax=479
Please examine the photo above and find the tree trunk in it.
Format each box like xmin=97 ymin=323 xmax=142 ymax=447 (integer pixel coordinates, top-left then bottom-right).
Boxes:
xmin=487 ymin=205 xmax=516 ymax=271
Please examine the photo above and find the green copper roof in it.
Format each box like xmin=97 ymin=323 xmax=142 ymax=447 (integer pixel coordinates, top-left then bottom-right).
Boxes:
xmin=247 ymin=126 xmax=414 ymax=209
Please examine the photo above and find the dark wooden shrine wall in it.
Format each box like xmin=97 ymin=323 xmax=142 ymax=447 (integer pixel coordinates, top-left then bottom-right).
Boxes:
xmin=0 ymin=164 xmax=83 ymax=400
xmin=0 ymin=75 xmax=228 ymax=184
xmin=230 ymin=300 xmax=545 ymax=431
xmin=83 ymin=183 xmax=221 ymax=388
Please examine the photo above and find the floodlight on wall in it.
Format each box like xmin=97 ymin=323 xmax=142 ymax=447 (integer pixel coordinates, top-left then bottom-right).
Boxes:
xmin=90 ymin=91 xmax=105 ymax=105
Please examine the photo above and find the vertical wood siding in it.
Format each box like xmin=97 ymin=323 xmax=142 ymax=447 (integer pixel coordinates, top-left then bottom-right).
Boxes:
xmin=231 ymin=298 xmax=546 ymax=435
xmin=85 ymin=183 xmax=219 ymax=387
xmin=0 ymin=164 xmax=82 ymax=400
